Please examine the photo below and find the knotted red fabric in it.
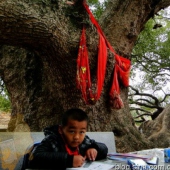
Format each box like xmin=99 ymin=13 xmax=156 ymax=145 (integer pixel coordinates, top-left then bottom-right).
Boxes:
xmin=76 ymin=0 xmax=131 ymax=109
xmin=109 ymin=54 xmax=131 ymax=109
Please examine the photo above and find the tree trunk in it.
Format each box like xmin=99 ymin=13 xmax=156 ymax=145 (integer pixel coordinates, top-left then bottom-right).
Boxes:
xmin=0 ymin=0 xmax=170 ymax=152
xmin=139 ymin=104 xmax=170 ymax=148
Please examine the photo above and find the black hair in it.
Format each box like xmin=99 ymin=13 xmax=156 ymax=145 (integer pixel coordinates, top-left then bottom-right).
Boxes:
xmin=61 ymin=108 xmax=88 ymax=127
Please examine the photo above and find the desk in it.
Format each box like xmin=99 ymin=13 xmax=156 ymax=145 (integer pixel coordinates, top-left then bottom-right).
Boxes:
xmin=25 ymin=159 xmax=127 ymax=170
xmin=26 ymin=159 xmax=170 ymax=170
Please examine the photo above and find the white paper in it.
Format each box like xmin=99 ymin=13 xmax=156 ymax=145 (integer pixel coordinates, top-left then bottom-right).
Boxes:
xmin=87 ymin=162 xmax=114 ymax=170
xmin=66 ymin=168 xmax=89 ymax=170
xmin=66 ymin=162 xmax=114 ymax=170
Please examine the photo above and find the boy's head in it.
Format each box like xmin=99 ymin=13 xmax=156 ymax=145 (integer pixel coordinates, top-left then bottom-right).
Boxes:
xmin=61 ymin=108 xmax=88 ymax=126
xmin=59 ymin=108 xmax=88 ymax=148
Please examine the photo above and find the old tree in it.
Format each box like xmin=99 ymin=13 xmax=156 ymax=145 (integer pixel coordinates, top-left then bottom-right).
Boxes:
xmin=0 ymin=0 xmax=170 ymax=152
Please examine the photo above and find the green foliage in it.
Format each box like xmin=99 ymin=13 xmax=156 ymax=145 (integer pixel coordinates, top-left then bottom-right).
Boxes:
xmin=87 ymin=0 xmax=107 ymax=19
xmin=0 ymin=79 xmax=11 ymax=112
xmin=132 ymin=8 xmax=170 ymax=92
xmin=130 ymin=8 xmax=170 ymax=123
xmin=0 ymin=95 xmax=11 ymax=112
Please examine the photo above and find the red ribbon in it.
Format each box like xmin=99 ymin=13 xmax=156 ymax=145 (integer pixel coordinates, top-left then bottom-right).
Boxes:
xmin=76 ymin=0 xmax=131 ymax=109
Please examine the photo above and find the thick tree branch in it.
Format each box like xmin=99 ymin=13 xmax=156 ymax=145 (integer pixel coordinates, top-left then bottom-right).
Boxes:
xmin=99 ymin=0 xmax=170 ymax=57
xmin=129 ymin=85 xmax=160 ymax=103
xmin=0 ymin=0 xmax=170 ymax=60
xmin=132 ymin=54 xmax=170 ymax=76
xmin=130 ymin=107 xmax=152 ymax=115
xmin=131 ymin=101 xmax=159 ymax=109
xmin=160 ymin=94 xmax=170 ymax=103
xmin=0 ymin=0 xmax=79 ymax=57
xmin=129 ymin=86 xmax=168 ymax=120
xmin=135 ymin=98 xmax=155 ymax=106
xmin=134 ymin=113 xmax=152 ymax=119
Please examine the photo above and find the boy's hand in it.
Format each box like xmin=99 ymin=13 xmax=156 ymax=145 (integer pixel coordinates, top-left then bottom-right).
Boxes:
xmin=73 ymin=155 xmax=85 ymax=167
xmin=85 ymin=148 xmax=97 ymax=161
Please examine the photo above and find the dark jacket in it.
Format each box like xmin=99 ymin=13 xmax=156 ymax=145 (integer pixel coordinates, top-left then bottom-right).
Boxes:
xmin=28 ymin=125 xmax=108 ymax=170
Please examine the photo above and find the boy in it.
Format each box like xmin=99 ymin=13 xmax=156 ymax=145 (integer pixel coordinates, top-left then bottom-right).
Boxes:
xmin=27 ymin=108 xmax=108 ymax=169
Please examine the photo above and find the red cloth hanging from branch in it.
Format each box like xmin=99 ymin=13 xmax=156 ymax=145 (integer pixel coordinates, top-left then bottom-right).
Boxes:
xmin=76 ymin=0 xmax=131 ymax=109
xmin=76 ymin=26 xmax=107 ymax=104
xmin=109 ymin=54 xmax=131 ymax=109
xmin=76 ymin=27 xmax=92 ymax=104
xmin=96 ymin=33 xmax=107 ymax=100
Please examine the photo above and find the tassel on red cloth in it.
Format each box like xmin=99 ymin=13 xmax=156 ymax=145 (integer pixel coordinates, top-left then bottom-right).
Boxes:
xmin=109 ymin=55 xmax=131 ymax=109
xmin=109 ymin=65 xmax=122 ymax=109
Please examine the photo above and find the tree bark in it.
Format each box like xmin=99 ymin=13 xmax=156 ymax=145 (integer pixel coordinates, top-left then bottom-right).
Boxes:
xmin=139 ymin=104 xmax=170 ymax=148
xmin=0 ymin=0 xmax=170 ymax=152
